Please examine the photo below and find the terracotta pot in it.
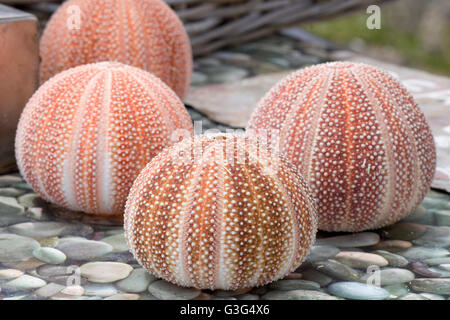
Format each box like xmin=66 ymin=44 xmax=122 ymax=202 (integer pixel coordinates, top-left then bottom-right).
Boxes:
xmin=0 ymin=4 xmax=39 ymax=174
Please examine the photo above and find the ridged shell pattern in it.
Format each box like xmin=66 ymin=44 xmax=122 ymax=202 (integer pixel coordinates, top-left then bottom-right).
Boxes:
xmin=15 ymin=62 xmax=193 ymax=216
xmin=40 ymin=0 xmax=192 ymax=99
xmin=124 ymin=133 xmax=317 ymax=290
xmin=247 ymin=62 xmax=436 ymax=232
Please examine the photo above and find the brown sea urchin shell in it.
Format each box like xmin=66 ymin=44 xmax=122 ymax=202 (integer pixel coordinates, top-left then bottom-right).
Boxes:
xmin=39 ymin=0 xmax=192 ymax=99
xmin=124 ymin=133 xmax=317 ymax=290
xmin=15 ymin=62 xmax=193 ymax=216
xmin=247 ymin=62 xmax=436 ymax=232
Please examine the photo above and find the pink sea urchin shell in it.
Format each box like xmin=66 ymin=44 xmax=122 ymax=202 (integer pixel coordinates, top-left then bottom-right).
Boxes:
xmin=40 ymin=0 xmax=192 ymax=99
xmin=247 ymin=62 xmax=436 ymax=232
xmin=15 ymin=62 xmax=193 ymax=216
xmin=124 ymin=133 xmax=317 ymax=290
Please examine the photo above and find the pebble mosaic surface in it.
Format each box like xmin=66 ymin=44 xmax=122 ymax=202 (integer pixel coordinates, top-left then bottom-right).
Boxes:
xmin=1 ymin=35 xmax=449 ymax=300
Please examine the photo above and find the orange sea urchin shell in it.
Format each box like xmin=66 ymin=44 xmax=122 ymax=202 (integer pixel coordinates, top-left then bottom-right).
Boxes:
xmin=247 ymin=62 xmax=436 ymax=232
xmin=15 ymin=62 xmax=193 ymax=216
xmin=40 ymin=0 xmax=192 ymax=99
xmin=124 ymin=133 xmax=317 ymax=290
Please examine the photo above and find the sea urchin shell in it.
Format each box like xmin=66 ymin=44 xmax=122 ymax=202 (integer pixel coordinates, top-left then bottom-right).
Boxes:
xmin=124 ymin=133 xmax=317 ymax=290
xmin=15 ymin=62 xmax=193 ymax=216
xmin=247 ymin=62 xmax=436 ymax=232
xmin=40 ymin=0 xmax=192 ymax=99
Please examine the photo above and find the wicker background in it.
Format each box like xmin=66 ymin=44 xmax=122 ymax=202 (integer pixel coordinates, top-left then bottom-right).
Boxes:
xmin=3 ymin=0 xmax=394 ymax=55
xmin=168 ymin=0 xmax=393 ymax=55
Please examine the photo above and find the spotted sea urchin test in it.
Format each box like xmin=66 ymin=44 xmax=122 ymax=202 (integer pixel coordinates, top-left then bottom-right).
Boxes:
xmin=124 ymin=133 xmax=317 ymax=290
xmin=39 ymin=0 xmax=192 ymax=99
xmin=247 ymin=61 xmax=436 ymax=232
xmin=15 ymin=62 xmax=193 ymax=216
